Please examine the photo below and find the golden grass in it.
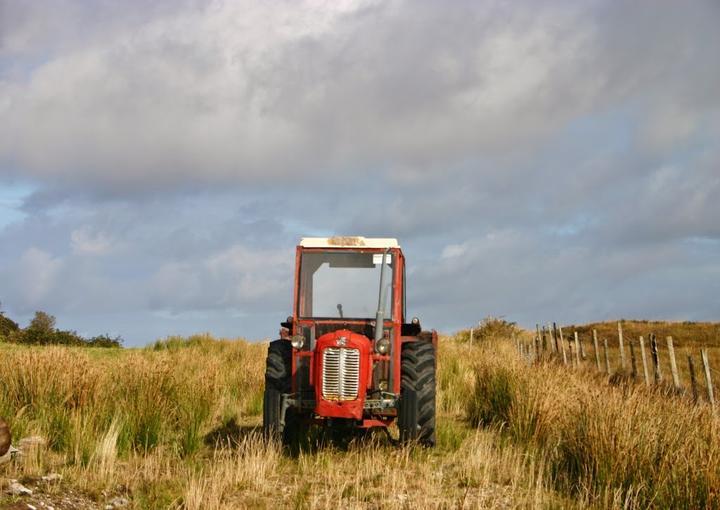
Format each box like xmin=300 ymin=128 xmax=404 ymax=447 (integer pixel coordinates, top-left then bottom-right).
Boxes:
xmin=0 ymin=334 xmax=568 ymax=509
xmin=3 ymin=322 xmax=716 ymax=508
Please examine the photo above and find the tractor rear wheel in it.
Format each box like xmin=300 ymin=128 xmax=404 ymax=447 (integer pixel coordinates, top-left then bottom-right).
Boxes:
xmin=399 ymin=340 xmax=436 ymax=446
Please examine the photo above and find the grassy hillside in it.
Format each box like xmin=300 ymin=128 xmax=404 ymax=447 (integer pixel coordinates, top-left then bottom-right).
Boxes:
xmin=561 ymin=319 xmax=720 ymax=348
xmin=1 ymin=323 xmax=719 ymax=508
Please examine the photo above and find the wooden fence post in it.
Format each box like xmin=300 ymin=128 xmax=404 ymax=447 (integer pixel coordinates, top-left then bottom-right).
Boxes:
xmin=666 ymin=336 xmax=681 ymax=390
xmin=546 ymin=324 xmax=554 ymax=353
xmin=559 ymin=327 xmax=568 ymax=365
xmin=592 ymin=329 xmax=601 ymax=371
xmin=530 ymin=341 xmax=540 ymax=361
xmin=568 ymin=343 xmax=575 ymax=368
xmin=528 ymin=342 xmax=535 ymax=364
xmin=639 ymin=336 xmax=650 ymax=387
xmin=553 ymin=322 xmax=560 ymax=352
xmin=650 ymin=333 xmax=662 ymax=383
xmin=541 ymin=326 xmax=547 ymax=352
xmin=574 ymin=331 xmax=581 ymax=366
xmin=469 ymin=327 xmax=474 ymax=344
xmin=618 ymin=322 xmax=626 ymax=371
xmin=629 ymin=340 xmax=638 ymax=381
xmin=688 ymin=355 xmax=699 ymax=404
xmin=579 ymin=333 xmax=586 ymax=360
xmin=701 ymin=349 xmax=716 ymax=414
xmin=603 ymin=337 xmax=611 ymax=374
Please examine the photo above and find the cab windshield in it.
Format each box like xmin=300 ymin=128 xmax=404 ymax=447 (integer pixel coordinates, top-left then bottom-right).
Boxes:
xmin=299 ymin=251 xmax=393 ymax=319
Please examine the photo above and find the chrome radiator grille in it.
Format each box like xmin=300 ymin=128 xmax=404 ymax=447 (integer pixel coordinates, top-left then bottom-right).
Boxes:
xmin=322 ymin=348 xmax=360 ymax=401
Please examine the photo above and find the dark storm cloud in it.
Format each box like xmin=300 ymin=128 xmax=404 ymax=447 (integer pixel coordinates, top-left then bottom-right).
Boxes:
xmin=0 ymin=0 xmax=719 ymax=343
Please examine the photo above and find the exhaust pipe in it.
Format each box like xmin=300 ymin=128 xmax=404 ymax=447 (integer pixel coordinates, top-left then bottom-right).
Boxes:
xmin=374 ymin=248 xmax=390 ymax=342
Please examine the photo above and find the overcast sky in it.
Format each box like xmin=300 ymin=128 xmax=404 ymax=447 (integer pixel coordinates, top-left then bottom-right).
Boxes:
xmin=1 ymin=0 xmax=719 ymax=346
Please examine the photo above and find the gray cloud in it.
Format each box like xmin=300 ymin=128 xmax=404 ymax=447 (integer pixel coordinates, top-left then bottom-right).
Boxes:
xmin=0 ymin=0 xmax=719 ymax=344
xmin=7 ymin=1 xmax=714 ymax=189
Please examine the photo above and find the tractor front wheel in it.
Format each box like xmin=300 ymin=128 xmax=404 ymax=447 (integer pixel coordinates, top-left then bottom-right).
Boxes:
xmin=263 ymin=340 xmax=307 ymax=448
xmin=399 ymin=340 xmax=436 ymax=446
xmin=263 ymin=340 xmax=291 ymax=442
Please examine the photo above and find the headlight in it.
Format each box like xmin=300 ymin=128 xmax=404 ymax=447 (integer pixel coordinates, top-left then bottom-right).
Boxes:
xmin=291 ymin=335 xmax=305 ymax=350
xmin=375 ymin=337 xmax=390 ymax=354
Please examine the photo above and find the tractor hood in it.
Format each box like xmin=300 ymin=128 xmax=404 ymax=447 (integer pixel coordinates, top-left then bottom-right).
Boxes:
xmin=314 ymin=329 xmax=371 ymax=420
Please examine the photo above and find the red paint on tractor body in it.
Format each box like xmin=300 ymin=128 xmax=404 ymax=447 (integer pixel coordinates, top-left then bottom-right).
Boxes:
xmin=314 ymin=329 xmax=371 ymax=420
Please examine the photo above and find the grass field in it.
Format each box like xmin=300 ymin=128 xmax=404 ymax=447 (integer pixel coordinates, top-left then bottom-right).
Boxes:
xmin=1 ymin=321 xmax=719 ymax=509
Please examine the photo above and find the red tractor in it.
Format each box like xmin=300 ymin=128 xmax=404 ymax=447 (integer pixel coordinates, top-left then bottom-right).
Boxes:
xmin=263 ymin=237 xmax=437 ymax=447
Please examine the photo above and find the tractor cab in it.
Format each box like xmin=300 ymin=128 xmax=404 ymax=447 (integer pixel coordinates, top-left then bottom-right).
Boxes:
xmin=263 ymin=237 xmax=437 ymax=447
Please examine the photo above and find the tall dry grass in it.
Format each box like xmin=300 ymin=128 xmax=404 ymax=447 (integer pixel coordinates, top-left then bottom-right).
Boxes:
xmin=0 ymin=332 xmax=570 ymax=508
xmin=0 ymin=336 xmax=265 ymax=481
xmin=467 ymin=339 xmax=720 ymax=508
xmin=7 ymin=322 xmax=713 ymax=508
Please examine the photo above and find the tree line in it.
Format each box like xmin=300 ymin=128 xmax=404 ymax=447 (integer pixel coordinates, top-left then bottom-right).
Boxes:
xmin=0 ymin=308 xmax=122 ymax=348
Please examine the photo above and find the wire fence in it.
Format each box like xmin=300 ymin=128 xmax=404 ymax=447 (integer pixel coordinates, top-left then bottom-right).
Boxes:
xmin=515 ymin=321 xmax=718 ymax=414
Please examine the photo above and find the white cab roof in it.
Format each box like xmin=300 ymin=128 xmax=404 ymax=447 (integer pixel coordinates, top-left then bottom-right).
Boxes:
xmin=300 ymin=236 xmax=399 ymax=248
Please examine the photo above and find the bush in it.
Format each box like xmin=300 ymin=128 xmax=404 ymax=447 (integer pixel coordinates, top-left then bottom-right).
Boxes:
xmin=2 ymin=310 xmax=122 ymax=348
xmin=0 ymin=312 xmax=19 ymax=338
xmin=86 ymin=334 xmax=123 ymax=348
xmin=456 ymin=316 xmax=519 ymax=343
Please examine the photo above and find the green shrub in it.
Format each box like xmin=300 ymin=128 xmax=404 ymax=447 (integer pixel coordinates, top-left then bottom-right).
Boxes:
xmin=456 ymin=316 xmax=520 ymax=344
xmin=0 ymin=312 xmax=19 ymax=338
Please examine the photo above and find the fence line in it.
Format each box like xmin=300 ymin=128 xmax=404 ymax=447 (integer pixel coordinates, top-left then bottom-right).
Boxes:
xmin=516 ymin=321 xmax=718 ymax=410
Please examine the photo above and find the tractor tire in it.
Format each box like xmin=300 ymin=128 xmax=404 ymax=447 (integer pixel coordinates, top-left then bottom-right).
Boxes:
xmin=263 ymin=340 xmax=307 ymax=448
xmin=399 ymin=340 xmax=436 ymax=446
xmin=263 ymin=340 xmax=291 ymax=441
